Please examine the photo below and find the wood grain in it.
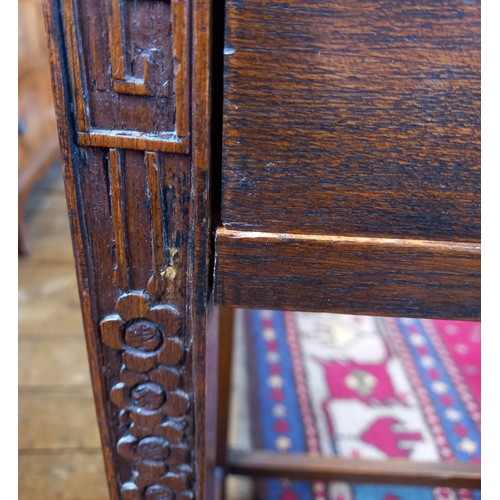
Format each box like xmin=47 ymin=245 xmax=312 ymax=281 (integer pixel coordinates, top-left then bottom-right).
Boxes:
xmin=60 ymin=0 xmax=189 ymax=151
xmin=19 ymin=391 xmax=101 ymax=450
xmin=19 ymin=337 xmax=92 ymax=387
xmin=222 ymin=0 xmax=480 ymax=242
xmin=19 ymin=262 xmax=84 ymax=335
xmin=214 ymin=228 xmax=480 ymax=320
xmin=216 ymin=307 xmax=235 ymax=468
xmin=42 ymin=0 xmax=481 ymax=494
xmin=43 ymin=0 xmax=215 ymax=497
xmin=20 ymin=453 xmax=108 ymax=500
xmin=227 ymin=450 xmax=481 ymax=489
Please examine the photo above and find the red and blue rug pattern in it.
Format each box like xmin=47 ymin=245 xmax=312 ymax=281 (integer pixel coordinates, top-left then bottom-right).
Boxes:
xmin=244 ymin=310 xmax=481 ymax=500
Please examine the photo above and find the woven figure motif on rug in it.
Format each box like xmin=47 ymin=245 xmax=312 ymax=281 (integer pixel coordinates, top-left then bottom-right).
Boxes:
xmin=245 ymin=310 xmax=480 ymax=500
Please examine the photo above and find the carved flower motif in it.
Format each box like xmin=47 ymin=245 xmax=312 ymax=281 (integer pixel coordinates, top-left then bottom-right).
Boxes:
xmin=100 ymin=290 xmax=184 ymax=372
xmin=121 ymin=482 xmax=194 ymax=500
xmin=111 ymin=381 xmax=190 ymax=429
xmin=117 ymin=434 xmax=190 ymax=479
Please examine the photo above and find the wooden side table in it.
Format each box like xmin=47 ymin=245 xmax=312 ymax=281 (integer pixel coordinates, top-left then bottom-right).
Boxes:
xmin=42 ymin=0 xmax=480 ymax=497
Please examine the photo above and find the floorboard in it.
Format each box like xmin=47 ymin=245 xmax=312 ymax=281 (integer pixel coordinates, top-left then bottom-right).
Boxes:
xmin=19 ymin=165 xmax=108 ymax=499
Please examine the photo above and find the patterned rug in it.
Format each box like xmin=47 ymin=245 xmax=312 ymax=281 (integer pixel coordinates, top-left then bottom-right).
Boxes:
xmin=244 ymin=310 xmax=481 ymax=500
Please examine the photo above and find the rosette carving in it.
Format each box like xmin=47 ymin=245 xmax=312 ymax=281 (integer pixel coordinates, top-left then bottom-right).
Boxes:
xmin=100 ymin=291 xmax=184 ymax=372
xmin=100 ymin=290 xmax=193 ymax=498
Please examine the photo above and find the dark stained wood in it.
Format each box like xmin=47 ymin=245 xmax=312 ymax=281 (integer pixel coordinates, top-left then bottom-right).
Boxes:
xmin=192 ymin=0 xmax=216 ymax=494
xmin=222 ymin=0 xmax=480 ymax=242
xmin=42 ymin=0 xmax=481 ymax=495
xmin=42 ymin=0 xmax=215 ymax=498
xmin=227 ymin=450 xmax=481 ymax=490
xmin=216 ymin=307 xmax=235 ymax=469
xmin=219 ymin=1 xmax=481 ymax=487
xmin=215 ymin=228 xmax=480 ymax=320
xmin=214 ymin=308 xmax=235 ymax=500
xmin=44 ymin=2 xmax=120 ymax=493
xmin=60 ymin=0 xmax=189 ymax=153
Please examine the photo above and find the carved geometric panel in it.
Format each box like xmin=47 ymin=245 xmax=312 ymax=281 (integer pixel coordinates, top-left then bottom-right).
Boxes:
xmin=61 ymin=0 xmax=189 ymax=152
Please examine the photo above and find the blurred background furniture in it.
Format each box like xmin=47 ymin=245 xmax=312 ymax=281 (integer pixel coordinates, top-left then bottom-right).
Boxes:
xmin=18 ymin=0 xmax=59 ymax=255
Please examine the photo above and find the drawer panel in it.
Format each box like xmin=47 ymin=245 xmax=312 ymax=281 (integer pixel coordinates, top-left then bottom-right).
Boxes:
xmin=222 ymin=0 xmax=480 ymax=242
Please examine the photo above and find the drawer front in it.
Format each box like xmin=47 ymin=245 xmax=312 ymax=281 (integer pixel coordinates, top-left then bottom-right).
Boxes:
xmin=222 ymin=0 xmax=480 ymax=242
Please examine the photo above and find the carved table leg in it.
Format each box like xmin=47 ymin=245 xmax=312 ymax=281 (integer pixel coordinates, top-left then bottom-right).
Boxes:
xmin=42 ymin=0 xmax=214 ymax=498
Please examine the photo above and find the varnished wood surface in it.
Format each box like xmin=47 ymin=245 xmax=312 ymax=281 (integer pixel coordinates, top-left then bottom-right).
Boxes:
xmin=215 ymin=228 xmax=480 ymax=320
xmin=216 ymin=307 xmax=235 ymax=468
xmin=222 ymin=0 xmax=480 ymax=242
xmin=42 ymin=0 xmax=481 ymax=495
xmin=227 ymin=450 xmax=481 ymax=489
xmin=59 ymin=0 xmax=189 ymax=151
xmin=43 ymin=0 xmax=215 ymax=496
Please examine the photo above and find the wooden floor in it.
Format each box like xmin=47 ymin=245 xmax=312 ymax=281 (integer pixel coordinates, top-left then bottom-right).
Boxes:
xmin=19 ymin=165 xmax=109 ymax=499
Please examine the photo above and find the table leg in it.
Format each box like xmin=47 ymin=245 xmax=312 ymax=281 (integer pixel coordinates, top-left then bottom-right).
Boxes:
xmin=42 ymin=0 xmax=215 ymax=497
